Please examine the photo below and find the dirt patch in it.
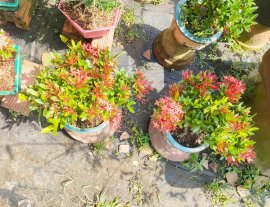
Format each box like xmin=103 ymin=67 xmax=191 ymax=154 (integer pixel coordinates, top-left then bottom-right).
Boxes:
xmin=61 ymin=2 xmax=114 ymax=30
xmin=0 ymin=55 xmax=15 ymax=91
xmin=171 ymin=127 xmax=205 ymax=148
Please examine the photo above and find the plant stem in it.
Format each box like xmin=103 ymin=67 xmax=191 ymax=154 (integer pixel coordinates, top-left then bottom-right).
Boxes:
xmin=73 ymin=1 xmax=84 ymax=9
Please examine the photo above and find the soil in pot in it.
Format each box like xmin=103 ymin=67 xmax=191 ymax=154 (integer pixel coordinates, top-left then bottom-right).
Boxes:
xmin=74 ymin=117 xmax=103 ymax=128
xmin=61 ymin=1 xmax=114 ymax=30
xmin=0 ymin=55 xmax=15 ymax=91
xmin=171 ymin=127 xmax=205 ymax=148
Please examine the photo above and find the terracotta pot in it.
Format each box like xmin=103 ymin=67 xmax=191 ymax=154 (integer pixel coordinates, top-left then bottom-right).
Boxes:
xmin=173 ymin=0 xmax=223 ymax=50
xmin=261 ymin=48 xmax=270 ymax=109
xmin=237 ymin=23 xmax=270 ymax=50
xmin=58 ymin=0 xmax=122 ymax=39
xmin=149 ymin=119 xmax=208 ymax=161
xmin=153 ymin=28 xmax=195 ymax=70
xmin=65 ymin=108 xmax=122 ymax=143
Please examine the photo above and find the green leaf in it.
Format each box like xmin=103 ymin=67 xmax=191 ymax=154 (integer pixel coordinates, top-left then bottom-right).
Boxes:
xmin=26 ymin=88 xmax=39 ymax=97
xmin=60 ymin=35 xmax=68 ymax=44
xmin=127 ymin=104 xmax=135 ymax=113
xmin=41 ymin=126 xmax=54 ymax=133
xmin=35 ymin=99 xmax=44 ymax=105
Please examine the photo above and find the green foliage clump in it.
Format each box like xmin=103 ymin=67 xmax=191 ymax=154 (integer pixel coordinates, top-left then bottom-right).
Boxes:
xmin=153 ymin=70 xmax=258 ymax=165
xmin=0 ymin=29 xmax=15 ymax=61
xmin=66 ymin=0 xmax=121 ymax=12
xmin=19 ymin=39 xmax=151 ymax=134
xmin=180 ymin=0 xmax=258 ymax=42
xmin=130 ymin=125 xmax=151 ymax=151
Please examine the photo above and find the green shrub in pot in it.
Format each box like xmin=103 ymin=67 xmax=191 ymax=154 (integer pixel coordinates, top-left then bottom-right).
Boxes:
xmin=19 ymin=40 xmax=152 ymax=135
xmin=152 ymin=70 xmax=258 ymax=165
xmin=180 ymin=0 xmax=258 ymax=43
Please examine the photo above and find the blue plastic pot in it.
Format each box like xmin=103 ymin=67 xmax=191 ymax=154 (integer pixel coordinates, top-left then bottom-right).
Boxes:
xmin=165 ymin=130 xmax=209 ymax=153
xmin=0 ymin=0 xmax=19 ymax=11
xmin=175 ymin=0 xmax=223 ymax=45
xmin=0 ymin=45 xmax=22 ymax=96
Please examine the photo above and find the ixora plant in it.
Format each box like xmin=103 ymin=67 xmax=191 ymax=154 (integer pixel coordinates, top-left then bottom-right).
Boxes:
xmin=0 ymin=29 xmax=22 ymax=95
xmin=19 ymin=40 xmax=152 ymax=142
xmin=58 ymin=0 xmax=121 ymax=38
xmin=152 ymin=70 xmax=258 ymax=165
xmin=177 ymin=0 xmax=258 ymax=45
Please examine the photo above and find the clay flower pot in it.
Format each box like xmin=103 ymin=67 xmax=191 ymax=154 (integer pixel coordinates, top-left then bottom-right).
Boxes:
xmin=0 ymin=0 xmax=19 ymax=11
xmin=237 ymin=23 xmax=270 ymax=50
xmin=173 ymin=0 xmax=223 ymax=49
xmin=0 ymin=45 xmax=22 ymax=96
xmin=153 ymin=28 xmax=195 ymax=70
xmin=64 ymin=108 xmax=122 ymax=144
xmin=58 ymin=0 xmax=121 ymax=39
xmin=149 ymin=119 xmax=208 ymax=161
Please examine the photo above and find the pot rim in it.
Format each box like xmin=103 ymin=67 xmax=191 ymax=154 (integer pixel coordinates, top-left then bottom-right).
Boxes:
xmin=175 ymin=0 xmax=223 ymax=44
xmin=165 ymin=130 xmax=209 ymax=153
xmin=65 ymin=120 xmax=109 ymax=134
xmin=0 ymin=0 xmax=19 ymax=8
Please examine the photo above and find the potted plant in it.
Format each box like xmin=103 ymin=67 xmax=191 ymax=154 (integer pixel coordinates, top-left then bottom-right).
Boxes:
xmin=0 ymin=29 xmax=22 ymax=96
xmin=58 ymin=0 xmax=122 ymax=38
xmin=173 ymin=0 xmax=258 ymax=49
xmin=0 ymin=0 xmax=19 ymax=11
xmin=19 ymin=40 xmax=152 ymax=143
xmin=150 ymin=70 xmax=258 ymax=165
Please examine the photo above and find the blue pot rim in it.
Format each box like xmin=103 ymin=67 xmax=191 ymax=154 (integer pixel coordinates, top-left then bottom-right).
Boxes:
xmin=65 ymin=120 xmax=109 ymax=134
xmin=175 ymin=0 xmax=223 ymax=44
xmin=0 ymin=0 xmax=19 ymax=9
xmin=0 ymin=45 xmax=22 ymax=95
xmin=165 ymin=130 xmax=209 ymax=153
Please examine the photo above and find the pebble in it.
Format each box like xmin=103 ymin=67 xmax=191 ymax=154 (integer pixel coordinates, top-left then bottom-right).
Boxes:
xmin=119 ymin=144 xmax=130 ymax=154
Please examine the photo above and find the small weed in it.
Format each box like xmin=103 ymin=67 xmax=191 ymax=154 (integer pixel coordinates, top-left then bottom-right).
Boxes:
xmin=84 ymin=192 xmax=130 ymax=207
xmin=129 ymin=176 xmax=145 ymax=206
xmin=183 ymin=153 xmax=206 ymax=172
xmin=237 ymin=164 xmax=261 ymax=189
xmin=129 ymin=125 xmax=150 ymax=151
xmin=121 ymin=8 xmax=136 ymax=27
xmin=149 ymin=152 xmax=163 ymax=161
xmin=195 ymin=44 xmax=219 ymax=73
xmin=205 ymin=180 xmax=236 ymax=207
xmin=222 ymin=62 xmax=257 ymax=80
xmin=91 ymin=141 xmax=106 ymax=155
xmin=115 ymin=7 xmax=143 ymax=42
xmin=152 ymin=0 xmax=163 ymax=5
xmin=110 ymin=135 xmax=116 ymax=142
xmin=9 ymin=110 xmax=20 ymax=121
xmin=206 ymin=153 xmax=270 ymax=206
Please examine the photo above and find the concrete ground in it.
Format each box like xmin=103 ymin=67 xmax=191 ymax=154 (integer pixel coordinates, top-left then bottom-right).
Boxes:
xmin=0 ymin=0 xmax=270 ymax=206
